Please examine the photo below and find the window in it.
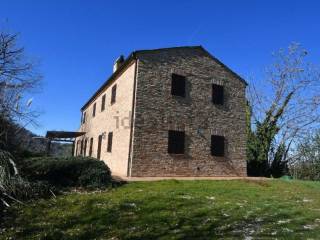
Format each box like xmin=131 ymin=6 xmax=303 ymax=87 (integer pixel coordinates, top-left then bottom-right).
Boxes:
xmin=111 ymin=85 xmax=117 ymax=104
xmin=92 ymin=103 xmax=96 ymax=117
xmin=212 ymin=84 xmax=224 ymax=105
xmin=84 ymin=139 xmax=88 ymax=156
xmin=101 ymin=94 xmax=106 ymax=111
xmin=171 ymin=73 xmax=186 ymax=97
xmin=82 ymin=112 xmax=86 ymax=124
xmin=211 ymin=135 xmax=225 ymax=156
xmin=89 ymin=138 xmax=93 ymax=157
xmin=168 ymin=130 xmax=185 ymax=154
xmin=97 ymin=135 xmax=102 ymax=160
xmin=107 ymin=132 xmax=113 ymax=152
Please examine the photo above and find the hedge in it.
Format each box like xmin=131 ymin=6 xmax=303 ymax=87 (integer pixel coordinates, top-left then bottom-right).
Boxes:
xmin=21 ymin=156 xmax=112 ymax=188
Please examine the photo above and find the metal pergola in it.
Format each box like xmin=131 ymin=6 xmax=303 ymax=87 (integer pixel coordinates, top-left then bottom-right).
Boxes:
xmin=45 ymin=131 xmax=86 ymax=156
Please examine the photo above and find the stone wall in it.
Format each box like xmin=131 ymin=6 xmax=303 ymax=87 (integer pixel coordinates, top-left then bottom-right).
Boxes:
xmin=130 ymin=47 xmax=247 ymax=176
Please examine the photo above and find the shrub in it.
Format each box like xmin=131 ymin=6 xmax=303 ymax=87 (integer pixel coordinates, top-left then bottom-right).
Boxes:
xmin=291 ymin=162 xmax=320 ymax=181
xmin=290 ymin=131 xmax=320 ymax=181
xmin=21 ymin=156 xmax=112 ymax=188
xmin=1 ymin=150 xmax=51 ymax=214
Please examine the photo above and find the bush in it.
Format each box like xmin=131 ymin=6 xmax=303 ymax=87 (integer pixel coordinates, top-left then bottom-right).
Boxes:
xmin=21 ymin=156 xmax=112 ymax=188
xmin=291 ymin=162 xmax=320 ymax=181
xmin=1 ymin=150 xmax=51 ymax=214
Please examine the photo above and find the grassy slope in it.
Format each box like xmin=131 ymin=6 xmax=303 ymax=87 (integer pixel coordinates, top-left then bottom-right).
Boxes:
xmin=1 ymin=180 xmax=320 ymax=240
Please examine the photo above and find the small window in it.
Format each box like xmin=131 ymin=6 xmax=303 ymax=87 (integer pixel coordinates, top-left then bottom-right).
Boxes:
xmin=168 ymin=130 xmax=185 ymax=154
xmin=171 ymin=74 xmax=186 ymax=97
xmin=111 ymin=85 xmax=117 ymax=104
xmin=82 ymin=112 xmax=86 ymax=124
xmin=211 ymin=135 xmax=225 ymax=156
xmin=101 ymin=94 xmax=106 ymax=111
xmin=92 ymin=103 xmax=96 ymax=117
xmin=89 ymin=138 xmax=93 ymax=157
xmin=97 ymin=135 xmax=102 ymax=160
xmin=107 ymin=132 xmax=113 ymax=152
xmin=212 ymin=84 xmax=224 ymax=105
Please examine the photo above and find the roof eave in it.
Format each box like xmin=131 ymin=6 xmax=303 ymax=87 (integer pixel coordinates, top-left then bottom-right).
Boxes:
xmin=80 ymin=52 xmax=137 ymax=111
xmin=198 ymin=46 xmax=248 ymax=86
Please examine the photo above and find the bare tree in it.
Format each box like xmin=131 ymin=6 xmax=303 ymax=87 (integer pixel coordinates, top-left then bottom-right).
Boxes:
xmin=247 ymin=43 xmax=320 ymax=176
xmin=0 ymin=30 xmax=42 ymax=148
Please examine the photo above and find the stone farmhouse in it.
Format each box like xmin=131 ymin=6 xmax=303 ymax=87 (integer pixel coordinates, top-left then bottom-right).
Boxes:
xmin=74 ymin=46 xmax=247 ymax=177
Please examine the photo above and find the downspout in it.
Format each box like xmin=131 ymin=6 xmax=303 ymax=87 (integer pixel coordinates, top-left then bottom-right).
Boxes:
xmin=127 ymin=55 xmax=139 ymax=177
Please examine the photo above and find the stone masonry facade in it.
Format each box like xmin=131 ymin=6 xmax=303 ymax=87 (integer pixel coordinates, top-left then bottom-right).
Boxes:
xmin=76 ymin=46 xmax=247 ymax=177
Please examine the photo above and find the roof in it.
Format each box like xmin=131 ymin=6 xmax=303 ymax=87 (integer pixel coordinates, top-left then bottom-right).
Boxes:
xmin=80 ymin=46 xmax=247 ymax=111
xmin=46 ymin=131 xmax=86 ymax=139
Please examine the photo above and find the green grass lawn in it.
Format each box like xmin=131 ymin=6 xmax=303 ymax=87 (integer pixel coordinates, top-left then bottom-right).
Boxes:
xmin=1 ymin=179 xmax=320 ymax=240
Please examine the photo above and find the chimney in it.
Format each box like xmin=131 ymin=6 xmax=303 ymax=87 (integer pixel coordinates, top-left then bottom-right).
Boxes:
xmin=113 ymin=55 xmax=125 ymax=73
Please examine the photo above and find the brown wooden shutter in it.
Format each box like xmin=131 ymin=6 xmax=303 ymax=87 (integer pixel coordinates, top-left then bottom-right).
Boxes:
xmin=211 ymin=135 xmax=225 ymax=156
xmin=212 ymin=84 xmax=224 ymax=105
xmin=97 ymin=135 xmax=102 ymax=160
xmin=111 ymin=85 xmax=117 ymax=104
xmin=83 ymin=112 xmax=86 ymax=123
xmin=168 ymin=130 xmax=185 ymax=154
xmin=92 ymin=103 xmax=96 ymax=117
xmin=101 ymin=94 xmax=106 ymax=111
xmin=107 ymin=132 xmax=113 ymax=152
xmin=171 ymin=74 xmax=186 ymax=97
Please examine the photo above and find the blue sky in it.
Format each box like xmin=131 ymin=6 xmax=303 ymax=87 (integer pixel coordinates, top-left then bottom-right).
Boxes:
xmin=1 ymin=0 xmax=320 ymax=135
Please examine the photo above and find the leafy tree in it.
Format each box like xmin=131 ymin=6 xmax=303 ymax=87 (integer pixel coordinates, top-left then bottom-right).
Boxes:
xmin=270 ymin=143 xmax=289 ymax=178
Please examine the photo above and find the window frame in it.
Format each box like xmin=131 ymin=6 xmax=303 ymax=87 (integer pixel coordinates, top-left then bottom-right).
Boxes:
xmin=168 ymin=130 xmax=185 ymax=154
xmin=82 ymin=112 xmax=86 ymax=124
xmin=97 ymin=135 xmax=102 ymax=160
xmin=171 ymin=73 xmax=186 ymax=98
xmin=211 ymin=135 xmax=225 ymax=157
xmin=92 ymin=103 xmax=96 ymax=117
xmin=101 ymin=94 xmax=106 ymax=112
xmin=212 ymin=84 xmax=224 ymax=105
xmin=107 ymin=132 xmax=113 ymax=152
xmin=111 ymin=85 xmax=117 ymax=104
